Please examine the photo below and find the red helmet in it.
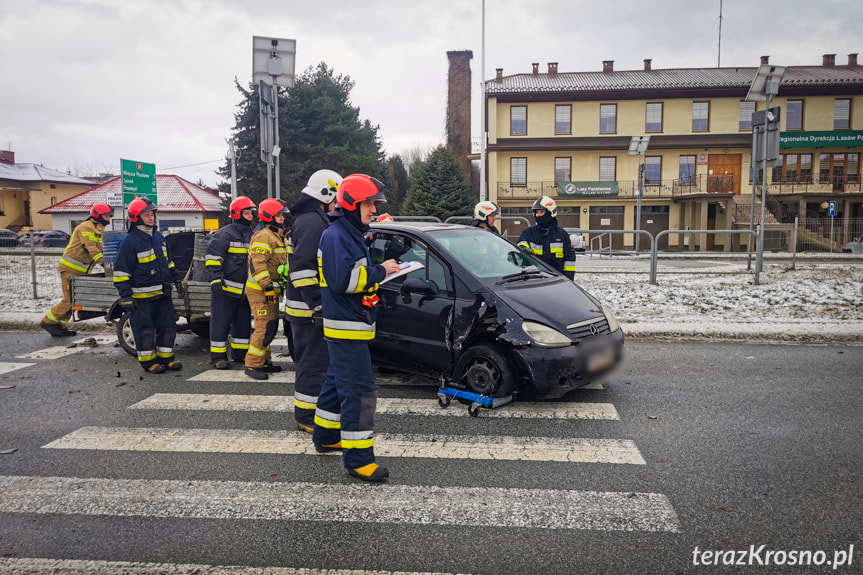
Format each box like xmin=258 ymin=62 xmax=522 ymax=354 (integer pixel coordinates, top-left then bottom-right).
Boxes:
xmin=229 ymin=196 xmax=256 ymax=220
xmin=127 ymin=198 xmax=157 ymax=223
xmin=89 ymin=203 xmax=114 ymax=222
xmin=376 ymin=213 xmax=395 ymax=223
xmin=258 ymin=198 xmax=289 ymax=222
xmin=336 ymin=174 xmax=386 ymax=211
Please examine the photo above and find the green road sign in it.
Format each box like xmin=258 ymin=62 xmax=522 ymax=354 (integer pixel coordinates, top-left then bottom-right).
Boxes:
xmin=121 ymin=159 xmax=157 ymax=207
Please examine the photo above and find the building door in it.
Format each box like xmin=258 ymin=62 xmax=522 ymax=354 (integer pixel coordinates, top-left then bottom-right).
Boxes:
xmin=708 ymin=154 xmax=741 ymax=194
xmin=638 ymin=206 xmax=670 ymax=250
xmin=589 ymin=206 xmax=624 ymax=250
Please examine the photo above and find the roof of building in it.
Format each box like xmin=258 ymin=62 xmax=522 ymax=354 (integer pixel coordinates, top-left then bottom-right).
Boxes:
xmin=40 ymin=174 xmax=223 ymax=214
xmin=485 ymin=64 xmax=863 ymax=95
xmin=0 ymin=162 xmax=94 ymax=186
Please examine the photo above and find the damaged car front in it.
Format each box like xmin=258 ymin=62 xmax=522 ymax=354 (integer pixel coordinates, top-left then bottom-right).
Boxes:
xmin=368 ymin=223 xmax=624 ymax=401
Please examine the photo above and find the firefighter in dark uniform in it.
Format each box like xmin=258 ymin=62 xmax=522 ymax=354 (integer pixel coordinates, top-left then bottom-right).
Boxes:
xmin=113 ymin=198 xmax=185 ymax=374
xmin=244 ymin=198 xmax=289 ymax=381
xmin=205 ymin=196 xmax=256 ymax=369
xmin=285 ymin=169 xmax=342 ymax=432
xmin=41 ymin=203 xmax=114 ymax=336
xmin=469 ymin=200 xmax=500 ymax=234
xmin=313 ymin=174 xmax=401 ymax=482
xmin=517 ymin=196 xmax=576 ymax=280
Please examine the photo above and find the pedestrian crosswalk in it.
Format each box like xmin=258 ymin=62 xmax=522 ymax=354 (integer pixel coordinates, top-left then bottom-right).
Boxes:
xmin=1 ymin=347 xmax=680 ymax=572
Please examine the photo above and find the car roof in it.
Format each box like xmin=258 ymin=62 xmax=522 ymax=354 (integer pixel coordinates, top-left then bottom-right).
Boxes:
xmin=370 ymin=221 xmax=470 ymax=233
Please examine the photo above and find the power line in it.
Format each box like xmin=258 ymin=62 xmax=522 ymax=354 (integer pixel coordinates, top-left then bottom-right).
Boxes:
xmin=161 ymin=159 xmax=222 ymax=170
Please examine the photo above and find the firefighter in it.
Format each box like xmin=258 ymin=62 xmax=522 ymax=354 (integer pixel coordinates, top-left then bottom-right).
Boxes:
xmin=517 ymin=196 xmax=576 ymax=280
xmin=113 ymin=198 xmax=185 ymax=373
xmin=205 ymin=196 xmax=256 ymax=369
xmin=40 ymin=203 xmax=114 ymax=337
xmin=285 ymin=169 xmax=342 ymax=432
xmin=244 ymin=197 xmax=289 ymax=381
xmin=470 ymin=201 xmax=500 ymax=234
xmin=313 ymin=174 xmax=401 ymax=482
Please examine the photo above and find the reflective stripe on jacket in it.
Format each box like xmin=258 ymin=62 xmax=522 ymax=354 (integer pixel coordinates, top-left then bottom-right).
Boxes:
xmin=285 ymin=207 xmax=329 ymax=320
xmin=245 ymin=224 xmax=287 ymax=293
xmin=205 ymin=221 xmax=253 ymax=298
xmin=58 ymin=218 xmax=105 ymax=274
xmin=113 ymin=226 xmax=180 ymax=300
xmin=517 ymin=223 xmax=576 ymax=280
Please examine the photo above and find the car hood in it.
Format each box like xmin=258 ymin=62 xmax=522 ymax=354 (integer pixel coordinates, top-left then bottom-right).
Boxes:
xmin=488 ymin=276 xmax=605 ymax=329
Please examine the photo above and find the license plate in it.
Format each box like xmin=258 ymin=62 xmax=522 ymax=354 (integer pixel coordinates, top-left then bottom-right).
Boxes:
xmin=586 ymin=348 xmax=614 ymax=373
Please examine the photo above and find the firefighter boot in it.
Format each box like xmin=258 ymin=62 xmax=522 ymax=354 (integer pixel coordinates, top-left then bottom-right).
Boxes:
xmin=40 ymin=321 xmax=76 ymax=337
xmin=348 ymin=463 xmax=390 ymax=482
xmin=244 ymin=367 xmax=268 ymax=381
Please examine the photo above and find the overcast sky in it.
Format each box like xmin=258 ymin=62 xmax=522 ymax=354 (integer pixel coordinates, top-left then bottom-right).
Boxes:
xmin=1 ymin=0 xmax=860 ymax=188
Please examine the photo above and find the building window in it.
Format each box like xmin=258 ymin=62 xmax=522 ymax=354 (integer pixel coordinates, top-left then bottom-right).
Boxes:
xmin=786 ymin=100 xmax=803 ymax=130
xmin=600 ymin=104 xmax=617 ymax=134
xmin=834 ymin=99 xmax=851 ymax=129
xmin=510 ymin=106 xmax=527 ymax=135
xmin=599 ymin=157 xmax=616 ymax=181
xmin=554 ymin=157 xmax=571 ymax=183
xmin=739 ymin=101 xmax=755 ymax=130
xmin=645 ymin=102 xmax=663 ymax=132
xmin=679 ymin=155 xmax=696 ymax=184
xmin=555 ymin=105 xmax=571 ymax=134
xmin=644 ymin=156 xmax=661 ymax=184
xmin=849 ymin=153 xmax=860 ymax=183
xmin=692 ymin=101 xmax=709 ymax=131
xmin=510 ymin=157 xmax=527 ymax=185
xmin=778 ymin=153 xmax=813 ymax=183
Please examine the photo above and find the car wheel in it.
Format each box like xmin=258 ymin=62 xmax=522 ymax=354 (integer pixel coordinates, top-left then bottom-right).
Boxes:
xmin=454 ymin=343 xmax=517 ymax=398
xmin=117 ymin=312 xmax=137 ymax=357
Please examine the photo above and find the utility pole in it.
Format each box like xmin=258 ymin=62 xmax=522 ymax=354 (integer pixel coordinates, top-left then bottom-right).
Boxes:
xmin=227 ymin=138 xmax=238 ymax=201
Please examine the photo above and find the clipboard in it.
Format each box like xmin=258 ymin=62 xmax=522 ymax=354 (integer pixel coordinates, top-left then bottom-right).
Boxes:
xmin=381 ymin=260 xmax=425 ymax=284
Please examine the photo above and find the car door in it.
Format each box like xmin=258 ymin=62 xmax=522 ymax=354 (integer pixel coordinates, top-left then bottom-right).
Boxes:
xmin=369 ymin=232 xmax=456 ymax=374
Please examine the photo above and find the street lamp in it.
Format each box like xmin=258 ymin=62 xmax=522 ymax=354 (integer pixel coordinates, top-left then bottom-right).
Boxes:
xmin=628 ymin=135 xmax=650 ymax=252
xmin=746 ymin=64 xmax=785 ymax=278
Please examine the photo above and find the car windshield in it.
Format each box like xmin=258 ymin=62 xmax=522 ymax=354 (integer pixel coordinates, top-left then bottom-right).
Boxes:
xmin=430 ymin=228 xmax=548 ymax=279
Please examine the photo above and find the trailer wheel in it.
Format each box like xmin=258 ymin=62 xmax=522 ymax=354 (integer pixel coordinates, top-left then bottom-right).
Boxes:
xmin=117 ymin=312 xmax=136 ymax=357
xmin=468 ymin=403 xmax=481 ymax=417
xmin=437 ymin=394 xmax=451 ymax=408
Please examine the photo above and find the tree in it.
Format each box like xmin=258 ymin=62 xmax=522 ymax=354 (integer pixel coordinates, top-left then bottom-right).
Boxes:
xmin=383 ymin=154 xmax=410 ymax=215
xmin=401 ymin=146 xmax=474 ymax=220
xmin=218 ymin=63 xmax=387 ymax=206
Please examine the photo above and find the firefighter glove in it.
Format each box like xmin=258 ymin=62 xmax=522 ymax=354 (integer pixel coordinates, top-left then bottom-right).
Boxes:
xmin=210 ymin=279 xmax=223 ymax=297
xmin=264 ymin=289 xmax=279 ymax=304
xmin=119 ymin=298 xmax=136 ymax=313
xmin=174 ymin=281 xmax=186 ymax=298
xmin=312 ymin=306 xmax=323 ymax=328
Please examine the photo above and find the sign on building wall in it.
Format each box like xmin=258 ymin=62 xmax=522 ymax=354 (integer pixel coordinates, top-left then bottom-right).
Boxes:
xmin=558 ymin=182 xmax=619 ymax=196
xmin=120 ymin=159 xmax=157 ymax=207
xmin=780 ymin=130 xmax=863 ymax=148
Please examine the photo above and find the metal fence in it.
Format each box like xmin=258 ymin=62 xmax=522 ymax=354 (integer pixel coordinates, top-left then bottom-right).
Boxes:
xmin=0 ymin=249 xmax=63 ymax=301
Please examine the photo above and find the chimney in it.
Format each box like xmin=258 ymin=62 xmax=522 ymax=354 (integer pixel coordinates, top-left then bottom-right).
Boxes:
xmin=547 ymin=62 xmax=558 ymax=75
xmin=532 ymin=62 xmax=539 ymax=75
xmin=823 ymin=53 xmax=836 ymax=67
xmin=445 ymin=50 xmax=474 ymax=185
xmin=643 ymin=59 xmax=652 ymax=71
xmin=0 ymin=150 xmax=14 ymax=164
xmin=760 ymin=55 xmax=770 ymax=65
xmin=602 ymin=60 xmax=614 ymax=72
xmin=495 ymin=68 xmax=503 ymax=82
xmin=849 ymin=53 xmax=859 ymax=66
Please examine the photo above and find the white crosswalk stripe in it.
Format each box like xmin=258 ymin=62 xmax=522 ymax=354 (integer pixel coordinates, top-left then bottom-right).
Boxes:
xmin=15 ymin=335 xmax=116 ymax=360
xmin=130 ymin=393 xmax=620 ymax=419
xmin=0 ymin=475 xmax=680 ymax=532
xmin=43 ymin=426 xmax=646 ymax=464
xmin=0 ymin=361 xmax=35 ymax=375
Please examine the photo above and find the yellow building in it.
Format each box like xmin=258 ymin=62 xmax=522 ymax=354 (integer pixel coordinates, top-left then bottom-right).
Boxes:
xmin=485 ymin=54 xmax=863 ymax=251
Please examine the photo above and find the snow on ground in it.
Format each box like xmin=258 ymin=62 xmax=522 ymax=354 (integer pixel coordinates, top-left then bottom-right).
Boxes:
xmin=1 ymin=253 xmax=861 ymax=344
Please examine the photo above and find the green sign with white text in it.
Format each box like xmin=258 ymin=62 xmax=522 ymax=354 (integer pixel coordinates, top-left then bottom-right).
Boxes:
xmin=558 ymin=181 xmax=619 ymax=196
xmin=780 ymin=131 xmax=863 ymax=148
xmin=121 ymin=159 xmax=157 ymax=207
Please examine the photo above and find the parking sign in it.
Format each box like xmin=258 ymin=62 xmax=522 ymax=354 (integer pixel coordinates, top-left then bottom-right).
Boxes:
xmin=827 ymin=201 xmax=837 ymax=217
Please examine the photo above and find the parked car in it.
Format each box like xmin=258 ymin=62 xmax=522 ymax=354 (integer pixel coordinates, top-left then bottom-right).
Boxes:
xmin=366 ymin=222 xmax=624 ymax=400
xmin=842 ymin=237 xmax=863 ymax=254
xmin=565 ymin=227 xmax=587 ymax=252
xmin=18 ymin=230 xmax=71 ymax=248
xmin=0 ymin=228 xmax=19 ymax=248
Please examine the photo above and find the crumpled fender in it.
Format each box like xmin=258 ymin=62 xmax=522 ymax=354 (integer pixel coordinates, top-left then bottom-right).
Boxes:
xmin=446 ymin=292 xmax=528 ymax=355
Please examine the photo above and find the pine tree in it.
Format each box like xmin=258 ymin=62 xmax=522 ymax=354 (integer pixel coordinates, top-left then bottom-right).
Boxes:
xmin=402 ymin=146 xmax=474 ymax=220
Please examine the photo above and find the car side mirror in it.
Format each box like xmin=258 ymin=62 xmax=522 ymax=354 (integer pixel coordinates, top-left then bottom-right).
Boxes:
xmin=400 ymin=277 xmax=438 ymax=305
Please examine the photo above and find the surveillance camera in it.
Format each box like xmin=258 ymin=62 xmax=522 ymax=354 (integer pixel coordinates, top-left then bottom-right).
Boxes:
xmin=766 ymin=110 xmax=776 ymax=122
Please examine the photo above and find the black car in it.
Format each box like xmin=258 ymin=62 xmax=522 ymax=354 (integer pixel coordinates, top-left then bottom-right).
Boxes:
xmin=18 ymin=230 xmax=71 ymax=248
xmin=367 ymin=222 xmax=624 ymax=400
xmin=0 ymin=228 xmax=19 ymax=248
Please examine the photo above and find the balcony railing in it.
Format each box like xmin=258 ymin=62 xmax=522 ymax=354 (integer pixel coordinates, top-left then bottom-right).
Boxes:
xmin=497 ymin=174 xmax=735 ymax=200
xmin=767 ymin=174 xmax=862 ymax=195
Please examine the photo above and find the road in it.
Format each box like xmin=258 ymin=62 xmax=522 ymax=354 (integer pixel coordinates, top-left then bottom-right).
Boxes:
xmin=0 ymin=332 xmax=860 ymax=574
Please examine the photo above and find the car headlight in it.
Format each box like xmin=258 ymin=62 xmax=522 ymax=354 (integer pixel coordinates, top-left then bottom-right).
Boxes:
xmin=522 ymin=321 xmax=572 ymax=348
xmin=602 ymin=304 xmax=621 ymax=333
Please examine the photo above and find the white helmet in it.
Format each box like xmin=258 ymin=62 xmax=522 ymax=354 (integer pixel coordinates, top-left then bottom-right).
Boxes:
xmin=473 ymin=201 xmax=499 ymax=221
xmin=531 ymin=196 xmax=558 ymax=218
xmin=301 ymin=169 xmax=343 ymax=204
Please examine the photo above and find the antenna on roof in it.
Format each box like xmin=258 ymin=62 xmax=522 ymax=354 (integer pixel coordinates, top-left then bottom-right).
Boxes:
xmin=717 ymin=0 xmax=723 ymax=68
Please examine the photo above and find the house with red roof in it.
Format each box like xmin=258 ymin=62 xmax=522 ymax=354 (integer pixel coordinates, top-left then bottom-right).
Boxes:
xmin=41 ymin=174 xmax=225 ymax=233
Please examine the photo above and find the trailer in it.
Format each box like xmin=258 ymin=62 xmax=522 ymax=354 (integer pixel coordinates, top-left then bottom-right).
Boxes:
xmin=69 ymin=231 xmax=213 ymax=356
